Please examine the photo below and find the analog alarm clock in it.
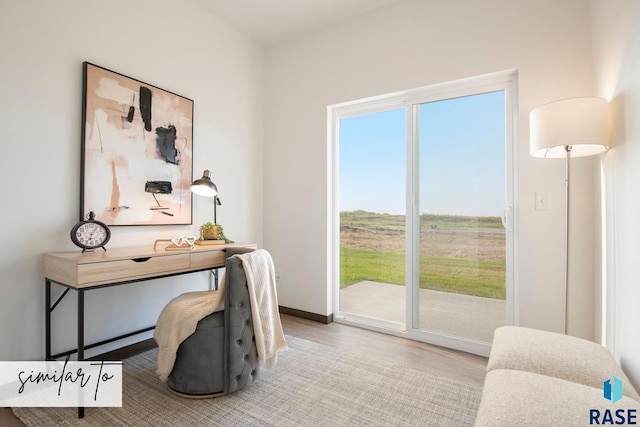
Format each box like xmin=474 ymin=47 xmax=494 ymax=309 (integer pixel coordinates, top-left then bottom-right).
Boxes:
xmin=70 ymin=211 xmax=111 ymax=252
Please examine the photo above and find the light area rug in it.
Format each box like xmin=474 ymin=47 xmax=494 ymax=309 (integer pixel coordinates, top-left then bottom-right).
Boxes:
xmin=13 ymin=335 xmax=481 ymax=426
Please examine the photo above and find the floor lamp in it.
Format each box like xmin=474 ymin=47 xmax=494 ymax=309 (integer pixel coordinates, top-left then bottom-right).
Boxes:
xmin=529 ymin=97 xmax=609 ymax=334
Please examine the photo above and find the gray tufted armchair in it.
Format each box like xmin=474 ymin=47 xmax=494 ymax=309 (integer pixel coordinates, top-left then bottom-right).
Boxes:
xmin=166 ymin=247 xmax=260 ymax=397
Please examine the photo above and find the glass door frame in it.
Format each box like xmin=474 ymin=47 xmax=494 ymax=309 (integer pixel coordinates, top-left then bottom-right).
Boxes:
xmin=329 ymin=70 xmax=518 ymax=356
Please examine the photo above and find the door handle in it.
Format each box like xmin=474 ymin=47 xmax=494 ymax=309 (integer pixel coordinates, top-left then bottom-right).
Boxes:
xmin=501 ymin=205 xmax=513 ymax=231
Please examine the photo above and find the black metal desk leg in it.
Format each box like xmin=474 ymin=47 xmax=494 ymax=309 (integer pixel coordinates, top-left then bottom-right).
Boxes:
xmin=77 ymin=289 xmax=85 ymax=361
xmin=77 ymin=289 xmax=85 ymax=419
xmin=45 ymin=279 xmax=51 ymax=361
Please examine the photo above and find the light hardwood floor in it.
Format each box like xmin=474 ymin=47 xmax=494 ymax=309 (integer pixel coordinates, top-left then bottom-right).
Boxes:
xmin=1 ymin=314 xmax=488 ymax=426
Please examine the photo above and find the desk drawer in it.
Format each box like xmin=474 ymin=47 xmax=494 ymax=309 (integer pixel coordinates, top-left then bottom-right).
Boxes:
xmin=77 ymin=254 xmax=191 ymax=286
xmin=191 ymin=250 xmax=225 ymax=270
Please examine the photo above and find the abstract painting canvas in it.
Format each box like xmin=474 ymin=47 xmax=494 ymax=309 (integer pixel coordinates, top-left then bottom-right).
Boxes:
xmin=81 ymin=62 xmax=193 ymax=225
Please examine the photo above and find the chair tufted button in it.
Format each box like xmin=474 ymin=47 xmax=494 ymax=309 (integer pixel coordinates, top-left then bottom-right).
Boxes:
xmin=251 ymin=370 xmax=256 ymax=376
xmin=237 ymin=339 xmax=242 ymax=345
xmin=245 ymin=320 xmax=250 ymax=326
xmin=238 ymin=302 xmax=243 ymax=307
xmin=244 ymin=354 xmax=249 ymax=360
xmin=236 ymin=375 xmax=241 ymax=380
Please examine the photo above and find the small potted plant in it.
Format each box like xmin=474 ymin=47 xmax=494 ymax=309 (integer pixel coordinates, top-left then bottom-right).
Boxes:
xmin=197 ymin=222 xmax=234 ymax=245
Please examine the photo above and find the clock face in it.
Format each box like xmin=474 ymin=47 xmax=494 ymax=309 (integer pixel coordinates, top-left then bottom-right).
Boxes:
xmin=74 ymin=222 xmax=108 ymax=248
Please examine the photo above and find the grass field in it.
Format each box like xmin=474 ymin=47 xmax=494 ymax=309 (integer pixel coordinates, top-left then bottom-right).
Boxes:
xmin=340 ymin=211 xmax=506 ymax=300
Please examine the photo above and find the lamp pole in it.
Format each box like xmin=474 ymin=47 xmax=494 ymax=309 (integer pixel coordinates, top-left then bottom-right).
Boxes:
xmin=213 ymin=196 xmax=221 ymax=224
xmin=564 ymin=145 xmax=572 ymax=335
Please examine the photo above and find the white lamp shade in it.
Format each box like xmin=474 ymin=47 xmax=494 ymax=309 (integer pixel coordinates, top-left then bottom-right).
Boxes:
xmin=530 ymin=97 xmax=609 ymax=158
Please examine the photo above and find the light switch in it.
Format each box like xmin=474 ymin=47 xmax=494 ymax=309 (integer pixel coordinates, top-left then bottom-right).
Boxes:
xmin=535 ymin=192 xmax=551 ymax=210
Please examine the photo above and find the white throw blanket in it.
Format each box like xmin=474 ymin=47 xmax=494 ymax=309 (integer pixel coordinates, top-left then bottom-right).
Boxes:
xmin=154 ymin=249 xmax=287 ymax=381
xmin=237 ymin=249 xmax=288 ymax=368
xmin=154 ymin=287 xmax=225 ymax=381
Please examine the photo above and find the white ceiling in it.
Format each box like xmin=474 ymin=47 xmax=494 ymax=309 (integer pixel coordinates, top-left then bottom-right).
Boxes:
xmin=195 ymin=0 xmax=403 ymax=47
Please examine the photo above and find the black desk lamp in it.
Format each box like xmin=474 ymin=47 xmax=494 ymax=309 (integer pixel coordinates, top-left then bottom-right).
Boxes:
xmin=190 ymin=169 xmax=222 ymax=223
xmin=190 ymin=169 xmax=224 ymax=289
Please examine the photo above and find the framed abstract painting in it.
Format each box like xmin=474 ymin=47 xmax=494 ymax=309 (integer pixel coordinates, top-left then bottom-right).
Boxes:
xmin=80 ymin=62 xmax=193 ymax=226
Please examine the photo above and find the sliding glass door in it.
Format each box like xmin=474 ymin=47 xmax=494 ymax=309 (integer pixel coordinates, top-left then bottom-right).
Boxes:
xmin=332 ymin=72 xmax=515 ymax=355
xmin=413 ymin=91 xmax=507 ymax=344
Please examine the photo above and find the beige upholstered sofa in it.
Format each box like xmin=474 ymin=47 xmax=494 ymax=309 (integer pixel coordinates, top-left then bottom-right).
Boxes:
xmin=475 ymin=326 xmax=640 ymax=426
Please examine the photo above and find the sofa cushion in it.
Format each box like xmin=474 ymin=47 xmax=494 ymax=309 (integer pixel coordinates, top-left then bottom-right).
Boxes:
xmin=487 ymin=326 xmax=640 ymax=401
xmin=475 ymin=369 xmax=640 ymax=427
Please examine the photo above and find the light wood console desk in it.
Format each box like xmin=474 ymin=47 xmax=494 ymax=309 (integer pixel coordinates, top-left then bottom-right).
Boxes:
xmin=43 ymin=242 xmax=256 ymax=362
xmin=44 ymin=242 xmax=256 ymax=418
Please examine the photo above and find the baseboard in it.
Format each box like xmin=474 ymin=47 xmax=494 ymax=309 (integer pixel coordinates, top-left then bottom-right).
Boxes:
xmin=89 ymin=338 xmax=157 ymax=361
xmin=279 ymin=306 xmax=334 ymax=324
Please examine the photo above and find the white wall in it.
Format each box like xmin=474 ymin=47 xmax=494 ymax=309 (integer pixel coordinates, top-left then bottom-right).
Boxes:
xmin=264 ymin=0 xmax=600 ymax=338
xmin=591 ymin=0 xmax=640 ymax=392
xmin=0 ymin=0 xmax=264 ymax=360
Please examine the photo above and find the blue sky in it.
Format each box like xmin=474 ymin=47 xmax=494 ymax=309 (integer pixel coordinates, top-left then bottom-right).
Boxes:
xmin=339 ymin=90 xmax=505 ymax=217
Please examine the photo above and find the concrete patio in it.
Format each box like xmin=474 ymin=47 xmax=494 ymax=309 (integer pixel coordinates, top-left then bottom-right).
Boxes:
xmin=339 ymin=280 xmax=506 ymax=343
